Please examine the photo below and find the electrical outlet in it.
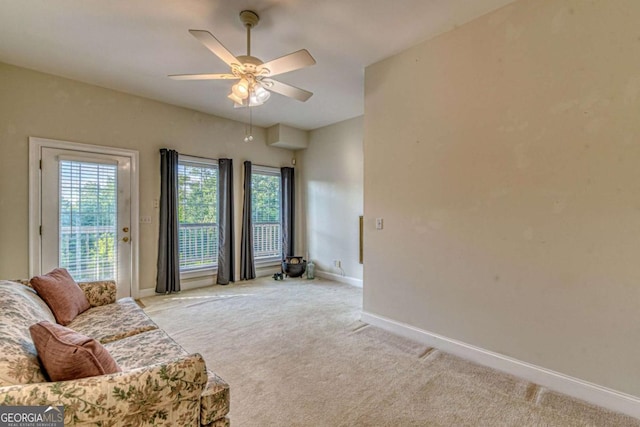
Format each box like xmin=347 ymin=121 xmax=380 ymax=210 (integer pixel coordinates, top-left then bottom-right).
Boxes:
xmin=333 ymin=259 xmax=341 ymax=268
xmin=140 ymin=216 xmax=152 ymax=224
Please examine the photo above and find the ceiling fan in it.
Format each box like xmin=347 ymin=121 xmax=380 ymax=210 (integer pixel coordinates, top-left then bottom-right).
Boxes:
xmin=169 ymin=10 xmax=316 ymax=108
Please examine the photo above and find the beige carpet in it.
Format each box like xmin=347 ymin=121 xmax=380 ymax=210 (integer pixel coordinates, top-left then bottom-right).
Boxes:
xmin=141 ymin=277 xmax=639 ymax=426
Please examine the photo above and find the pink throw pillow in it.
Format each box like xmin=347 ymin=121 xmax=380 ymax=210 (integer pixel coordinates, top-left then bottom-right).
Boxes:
xmin=30 ymin=268 xmax=90 ymax=325
xmin=30 ymin=321 xmax=121 ymax=381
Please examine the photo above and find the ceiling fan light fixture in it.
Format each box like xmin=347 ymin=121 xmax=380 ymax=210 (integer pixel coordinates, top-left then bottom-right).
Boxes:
xmin=232 ymin=78 xmax=250 ymax=99
xmin=252 ymin=84 xmax=271 ymax=104
xmin=227 ymin=92 xmax=245 ymax=106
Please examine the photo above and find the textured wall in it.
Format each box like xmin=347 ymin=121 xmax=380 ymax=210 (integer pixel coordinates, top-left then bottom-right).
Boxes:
xmin=364 ymin=0 xmax=640 ymax=396
xmin=0 ymin=62 xmax=293 ymax=292
xmin=298 ymin=117 xmax=363 ymax=282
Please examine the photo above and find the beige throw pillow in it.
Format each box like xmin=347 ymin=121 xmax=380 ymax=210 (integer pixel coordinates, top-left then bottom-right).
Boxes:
xmin=30 ymin=268 xmax=90 ymax=325
xmin=29 ymin=321 xmax=121 ymax=381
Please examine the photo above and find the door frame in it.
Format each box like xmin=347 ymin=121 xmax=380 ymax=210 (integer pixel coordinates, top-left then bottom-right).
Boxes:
xmin=29 ymin=137 xmax=140 ymax=297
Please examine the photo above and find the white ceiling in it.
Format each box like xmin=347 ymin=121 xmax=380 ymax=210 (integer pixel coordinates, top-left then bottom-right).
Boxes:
xmin=0 ymin=0 xmax=517 ymax=130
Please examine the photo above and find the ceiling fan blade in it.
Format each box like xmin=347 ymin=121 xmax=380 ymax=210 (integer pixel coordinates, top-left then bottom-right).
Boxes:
xmin=189 ymin=29 xmax=239 ymax=67
xmin=258 ymin=49 xmax=316 ymax=77
xmin=263 ymin=79 xmax=313 ymax=102
xmin=169 ymin=73 xmax=238 ymax=80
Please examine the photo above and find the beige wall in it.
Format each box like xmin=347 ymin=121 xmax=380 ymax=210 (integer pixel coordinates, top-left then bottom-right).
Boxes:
xmin=298 ymin=117 xmax=363 ymax=282
xmin=0 ymin=62 xmax=294 ymax=291
xmin=364 ymin=0 xmax=640 ymax=396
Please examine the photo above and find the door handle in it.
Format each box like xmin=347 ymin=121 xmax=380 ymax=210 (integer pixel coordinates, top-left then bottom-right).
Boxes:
xmin=123 ymin=227 xmax=129 ymax=233
xmin=122 ymin=237 xmax=130 ymax=243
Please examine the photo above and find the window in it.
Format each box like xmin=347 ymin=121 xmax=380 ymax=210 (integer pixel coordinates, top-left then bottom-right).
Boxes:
xmin=177 ymin=157 xmax=218 ymax=272
xmin=59 ymin=160 xmax=117 ymax=281
xmin=251 ymin=166 xmax=281 ymax=262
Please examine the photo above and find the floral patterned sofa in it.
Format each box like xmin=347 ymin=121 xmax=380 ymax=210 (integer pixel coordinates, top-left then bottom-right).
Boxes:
xmin=0 ymin=279 xmax=230 ymax=426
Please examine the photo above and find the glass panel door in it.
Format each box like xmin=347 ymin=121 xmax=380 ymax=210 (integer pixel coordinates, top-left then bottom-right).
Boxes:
xmin=41 ymin=148 xmax=132 ymax=298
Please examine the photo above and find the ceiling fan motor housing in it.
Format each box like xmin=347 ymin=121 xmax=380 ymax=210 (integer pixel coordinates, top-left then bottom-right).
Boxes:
xmin=236 ymin=55 xmax=264 ymax=74
xmin=240 ymin=10 xmax=259 ymax=28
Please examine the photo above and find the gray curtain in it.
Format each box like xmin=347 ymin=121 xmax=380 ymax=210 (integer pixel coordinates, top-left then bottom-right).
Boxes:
xmin=217 ymin=158 xmax=235 ymax=285
xmin=156 ymin=149 xmax=180 ymax=293
xmin=240 ymin=161 xmax=256 ymax=280
xmin=281 ymin=167 xmax=295 ymax=259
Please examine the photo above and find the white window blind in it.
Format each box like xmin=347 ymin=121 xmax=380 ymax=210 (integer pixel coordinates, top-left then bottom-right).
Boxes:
xmin=251 ymin=166 xmax=281 ymax=261
xmin=59 ymin=160 xmax=118 ymax=281
xmin=178 ymin=158 xmax=219 ymax=271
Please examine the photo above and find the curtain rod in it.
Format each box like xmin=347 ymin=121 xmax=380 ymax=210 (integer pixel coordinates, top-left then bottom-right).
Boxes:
xmin=252 ymin=163 xmax=289 ymax=169
xmin=179 ymin=152 xmax=218 ymax=161
xmin=159 ymin=149 xmax=218 ymax=162
xmin=161 ymin=150 xmax=295 ymax=168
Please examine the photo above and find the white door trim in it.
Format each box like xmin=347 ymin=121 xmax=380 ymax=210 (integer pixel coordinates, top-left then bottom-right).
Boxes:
xmin=29 ymin=137 xmax=140 ymax=298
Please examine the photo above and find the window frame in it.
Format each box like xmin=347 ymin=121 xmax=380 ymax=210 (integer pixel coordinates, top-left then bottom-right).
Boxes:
xmin=177 ymin=155 xmax=219 ymax=278
xmin=251 ymin=165 xmax=282 ymax=266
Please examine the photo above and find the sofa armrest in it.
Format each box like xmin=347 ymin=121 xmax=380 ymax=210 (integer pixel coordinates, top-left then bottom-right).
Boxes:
xmin=201 ymin=371 xmax=230 ymax=425
xmin=0 ymin=353 xmax=208 ymax=426
xmin=78 ymin=280 xmax=117 ymax=307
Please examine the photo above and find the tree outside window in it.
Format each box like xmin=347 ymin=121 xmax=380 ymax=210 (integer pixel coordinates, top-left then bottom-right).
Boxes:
xmin=177 ymin=159 xmax=218 ymax=271
xmin=251 ymin=167 xmax=281 ymax=261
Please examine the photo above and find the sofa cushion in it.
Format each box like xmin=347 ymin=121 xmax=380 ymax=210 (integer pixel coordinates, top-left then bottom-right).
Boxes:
xmin=0 ymin=281 xmax=56 ymax=386
xmin=30 ymin=268 xmax=90 ymax=325
xmin=104 ymin=329 xmax=189 ymax=370
xmin=67 ymin=297 xmax=159 ymax=344
xmin=30 ymin=321 xmax=121 ymax=381
xmin=12 ymin=279 xmax=117 ymax=307
xmin=78 ymin=281 xmax=117 ymax=307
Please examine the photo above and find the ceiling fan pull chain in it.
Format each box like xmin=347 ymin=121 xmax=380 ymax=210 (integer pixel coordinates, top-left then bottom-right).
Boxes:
xmin=244 ymin=107 xmax=254 ymax=143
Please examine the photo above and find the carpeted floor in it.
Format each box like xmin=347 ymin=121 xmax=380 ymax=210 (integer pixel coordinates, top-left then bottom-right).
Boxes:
xmin=141 ymin=277 xmax=639 ymax=426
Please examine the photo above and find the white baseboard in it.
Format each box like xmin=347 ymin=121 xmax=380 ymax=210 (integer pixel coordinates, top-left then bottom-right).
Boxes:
xmin=316 ymin=270 xmax=363 ymax=288
xmin=256 ymin=265 xmax=281 ymax=278
xmin=139 ymin=267 xmax=361 ymax=298
xmin=137 ymin=267 xmax=282 ymax=298
xmin=137 ymin=276 xmax=216 ymax=298
xmin=361 ymin=311 xmax=640 ymax=419
xmin=138 ymin=288 xmax=156 ymax=298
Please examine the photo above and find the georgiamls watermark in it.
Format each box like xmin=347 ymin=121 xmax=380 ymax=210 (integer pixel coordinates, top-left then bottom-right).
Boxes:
xmin=0 ymin=406 xmax=64 ymax=427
